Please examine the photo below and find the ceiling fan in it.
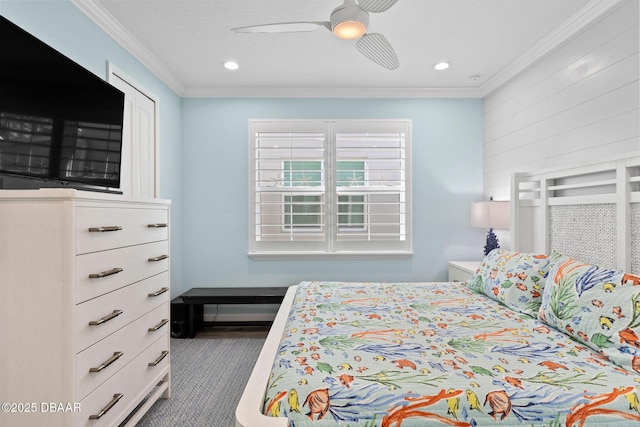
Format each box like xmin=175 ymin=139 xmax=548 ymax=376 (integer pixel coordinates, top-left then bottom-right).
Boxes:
xmin=231 ymin=0 xmax=400 ymax=70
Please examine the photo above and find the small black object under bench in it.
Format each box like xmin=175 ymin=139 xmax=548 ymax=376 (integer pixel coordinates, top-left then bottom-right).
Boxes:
xmin=176 ymin=287 xmax=288 ymax=338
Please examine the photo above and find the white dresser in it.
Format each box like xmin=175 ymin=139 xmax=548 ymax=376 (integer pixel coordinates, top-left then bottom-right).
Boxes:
xmin=0 ymin=189 xmax=171 ymax=427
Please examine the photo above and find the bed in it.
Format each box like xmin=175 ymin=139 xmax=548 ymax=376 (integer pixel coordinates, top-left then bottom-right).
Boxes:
xmin=236 ymin=154 xmax=640 ymax=426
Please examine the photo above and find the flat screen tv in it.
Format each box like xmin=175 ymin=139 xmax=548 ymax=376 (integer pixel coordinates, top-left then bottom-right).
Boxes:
xmin=0 ymin=16 xmax=125 ymax=193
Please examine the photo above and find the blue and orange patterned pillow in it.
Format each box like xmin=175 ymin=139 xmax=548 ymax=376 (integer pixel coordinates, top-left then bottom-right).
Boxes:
xmin=467 ymin=249 xmax=552 ymax=317
xmin=539 ymin=253 xmax=640 ymax=372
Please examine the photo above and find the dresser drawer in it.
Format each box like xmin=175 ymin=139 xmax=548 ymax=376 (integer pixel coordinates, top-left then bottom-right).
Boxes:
xmin=77 ymin=336 xmax=169 ymax=427
xmin=76 ymin=303 xmax=168 ymax=400
xmin=76 ymin=206 xmax=168 ymax=255
xmin=76 ymin=272 xmax=169 ymax=352
xmin=76 ymin=240 xmax=169 ymax=303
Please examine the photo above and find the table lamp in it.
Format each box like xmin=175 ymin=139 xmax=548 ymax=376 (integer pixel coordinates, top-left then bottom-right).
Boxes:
xmin=471 ymin=197 xmax=511 ymax=256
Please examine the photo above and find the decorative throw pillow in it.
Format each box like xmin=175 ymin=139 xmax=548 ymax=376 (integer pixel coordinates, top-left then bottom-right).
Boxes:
xmin=539 ymin=254 xmax=640 ymax=372
xmin=466 ymin=249 xmax=552 ymax=317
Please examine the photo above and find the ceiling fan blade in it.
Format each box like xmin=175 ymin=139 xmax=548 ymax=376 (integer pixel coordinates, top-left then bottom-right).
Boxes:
xmin=356 ymin=33 xmax=399 ymax=70
xmin=357 ymin=0 xmax=399 ymax=13
xmin=232 ymin=22 xmax=330 ymax=33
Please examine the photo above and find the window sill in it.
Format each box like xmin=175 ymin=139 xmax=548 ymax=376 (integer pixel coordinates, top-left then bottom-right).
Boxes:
xmin=248 ymin=251 xmax=413 ymax=260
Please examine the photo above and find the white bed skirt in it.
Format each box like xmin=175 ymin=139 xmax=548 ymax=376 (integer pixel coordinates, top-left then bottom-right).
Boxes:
xmin=235 ymin=285 xmax=297 ymax=427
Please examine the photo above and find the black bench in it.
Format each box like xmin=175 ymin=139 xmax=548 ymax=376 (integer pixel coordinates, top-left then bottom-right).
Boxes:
xmin=178 ymin=287 xmax=288 ymax=338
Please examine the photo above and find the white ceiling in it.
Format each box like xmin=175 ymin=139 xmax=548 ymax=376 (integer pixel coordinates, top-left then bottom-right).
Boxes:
xmin=73 ymin=0 xmax=608 ymax=97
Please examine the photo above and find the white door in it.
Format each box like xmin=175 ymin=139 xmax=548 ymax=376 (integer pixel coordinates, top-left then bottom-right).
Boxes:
xmin=109 ymin=68 xmax=157 ymax=198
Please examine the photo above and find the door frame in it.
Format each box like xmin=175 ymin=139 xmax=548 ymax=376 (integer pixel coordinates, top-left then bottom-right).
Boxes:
xmin=107 ymin=62 xmax=160 ymax=198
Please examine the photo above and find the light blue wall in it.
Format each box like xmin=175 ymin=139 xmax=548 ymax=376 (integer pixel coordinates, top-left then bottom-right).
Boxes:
xmin=181 ymin=98 xmax=484 ymax=289
xmin=1 ymin=0 xmax=184 ymax=296
xmin=1 ymin=1 xmax=486 ymax=296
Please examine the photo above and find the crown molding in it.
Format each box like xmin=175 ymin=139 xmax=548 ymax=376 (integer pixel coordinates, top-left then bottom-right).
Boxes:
xmin=72 ymin=0 xmax=625 ymax=99
xmin=181 ymin=85 xmax=483 ymax=98
xmin=68 ymin=0 xmax=480 ymax=98
xmin=479 ymin=0 xmax=626 ymax=97
xmin=70 ymin=0 xmax=185 ymax=95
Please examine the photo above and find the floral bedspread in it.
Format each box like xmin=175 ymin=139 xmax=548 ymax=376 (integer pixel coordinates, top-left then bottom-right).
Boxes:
xmin=262 ymin=281 xmax=640 ymax=426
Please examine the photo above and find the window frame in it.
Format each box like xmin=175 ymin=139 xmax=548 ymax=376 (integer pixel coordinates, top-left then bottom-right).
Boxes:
xmin=248 ymin=119 xmax=412 ymax=259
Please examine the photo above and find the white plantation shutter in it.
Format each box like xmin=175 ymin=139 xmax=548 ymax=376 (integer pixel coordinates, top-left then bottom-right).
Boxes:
xmin=250 ymin=121 xmax=328 ymax=253
xmin=333 ymin=121 xmax=409 ymax=253
xmin=249 ymin=120 xmax=411 ymax=258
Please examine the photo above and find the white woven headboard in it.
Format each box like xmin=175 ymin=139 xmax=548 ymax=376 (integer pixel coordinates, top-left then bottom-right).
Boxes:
xmin=511 ymin=153 xmax=640 ymax=273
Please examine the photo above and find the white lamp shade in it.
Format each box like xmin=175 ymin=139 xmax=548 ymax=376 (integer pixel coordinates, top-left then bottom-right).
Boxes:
xmin=471 ymin=201 xmax=511 ymax=230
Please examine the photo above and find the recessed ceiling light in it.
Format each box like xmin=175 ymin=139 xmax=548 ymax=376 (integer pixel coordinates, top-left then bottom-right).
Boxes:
xmin=434 ymin=61 xmax=451 ymax=71
xmin=222 ymin=60 xmax=239 ymax=70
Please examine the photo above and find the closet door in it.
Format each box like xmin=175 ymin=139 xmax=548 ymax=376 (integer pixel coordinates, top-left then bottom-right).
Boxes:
xmin=109 ymin=69 xmax=157 ymax=198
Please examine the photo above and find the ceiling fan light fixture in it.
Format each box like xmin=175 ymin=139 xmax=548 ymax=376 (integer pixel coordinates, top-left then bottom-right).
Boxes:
xmin=333 ymin=20 xmax=367 ymax=39
xmin=330 ymin=1 xmax=369 ymax=40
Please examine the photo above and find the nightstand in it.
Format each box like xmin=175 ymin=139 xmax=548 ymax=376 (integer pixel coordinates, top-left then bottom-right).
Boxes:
xmin=448 ymin=261 xmax=481 ymax=282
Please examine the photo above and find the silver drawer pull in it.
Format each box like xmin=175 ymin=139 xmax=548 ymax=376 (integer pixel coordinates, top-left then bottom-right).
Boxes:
xmin=148 ymin=287 xmax=169 ymax=297
xmin=148 ymin=319 xmax=169 ymax=332
xmin=88 ymin=226 xmax=123 ymax=233
xmin=89 ymin=351 xmax=124 ymax=373
xmin=89 ymin=267 xmax=124 ymax=279
xmin=148 ymin=350 xmax=169 ymax=367
xmin=89 ymin=393 xmax=123 ymax=420
xmin=148 ymin=254 xmax=169 ymax=262
xmin=147 ymin=223 xmax=168 ymax=228
xmin=89 ymin=310 xmax=123 ymax=326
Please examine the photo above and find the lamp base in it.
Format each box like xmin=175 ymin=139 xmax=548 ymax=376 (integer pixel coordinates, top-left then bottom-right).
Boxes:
xmin=483 ymin=228 xmax=500 ymax=256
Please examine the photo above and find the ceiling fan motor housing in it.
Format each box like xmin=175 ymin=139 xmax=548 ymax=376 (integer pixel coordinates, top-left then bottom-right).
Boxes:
xmin=330 ymin=2 xmax=369 ymax=39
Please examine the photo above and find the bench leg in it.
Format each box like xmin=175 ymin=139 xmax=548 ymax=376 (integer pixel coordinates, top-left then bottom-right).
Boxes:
xmin=188 ymin=304 xmax=196 ymax=338
xmin=187 ymin=304 xmax=204 ymax=338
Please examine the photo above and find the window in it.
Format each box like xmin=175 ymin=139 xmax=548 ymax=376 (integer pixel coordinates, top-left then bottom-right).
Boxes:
xmin=283 ymin=161 xmax=323 ymax=231
xmin=249 ymin=120 xmax=411 ymax=258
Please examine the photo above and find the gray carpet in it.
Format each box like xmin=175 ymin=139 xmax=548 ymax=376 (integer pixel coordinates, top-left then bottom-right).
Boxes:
xmin=136 ymin=337 xmax=266 ymax=427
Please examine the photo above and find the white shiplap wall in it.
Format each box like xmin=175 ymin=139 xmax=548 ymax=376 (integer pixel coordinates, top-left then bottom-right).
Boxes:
xmin=483 ymin=0 xmax=639 ymax=201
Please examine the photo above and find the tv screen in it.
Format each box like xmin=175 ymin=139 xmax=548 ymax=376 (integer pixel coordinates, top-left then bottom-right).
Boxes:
xmin=0 ymin=15 xmax=125 ymax=193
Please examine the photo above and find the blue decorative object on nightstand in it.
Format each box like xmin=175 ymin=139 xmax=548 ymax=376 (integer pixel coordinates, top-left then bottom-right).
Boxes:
xmin=483 ymin=228 xmax=500 ymax=255
xmin=471 ymin=197 xmax=510 ymax=256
